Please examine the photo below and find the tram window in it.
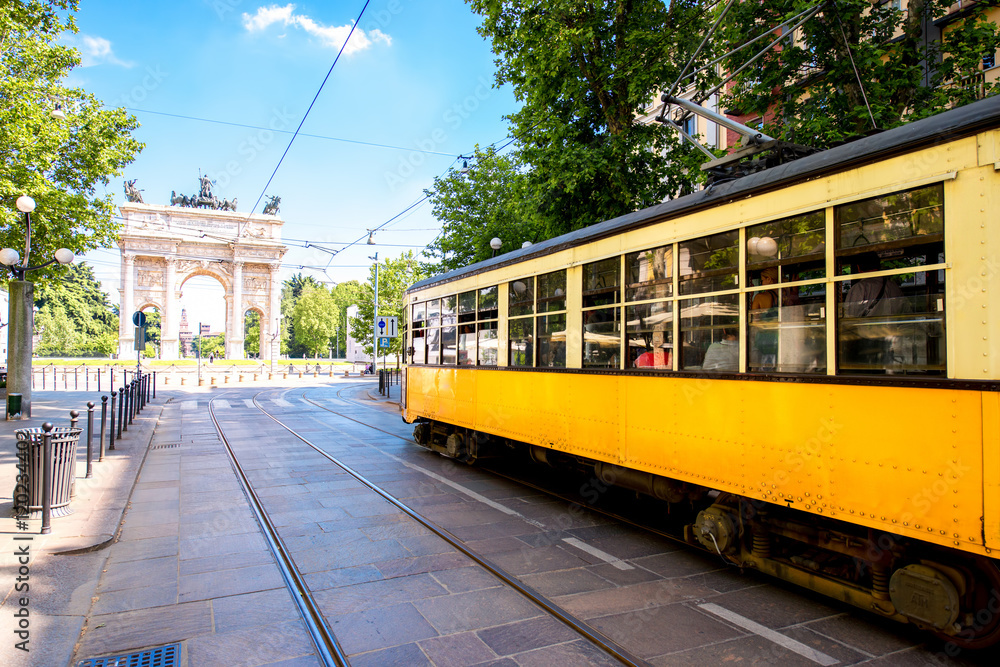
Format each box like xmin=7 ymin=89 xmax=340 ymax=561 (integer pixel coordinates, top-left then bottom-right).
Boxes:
xmin=536 ymin=313 xmax=566 ymax=368
xmin=479 ymin=286 xmax=499 ymax=320
xmin=458 ymin=324 xmax=476 ymax=365
xmin=837 ymin=270 xmax=945 ymax=376
xmin=747 ymin=287 xmax=827 ymax=374
xmin=583 ymin=258 xmax=621 ymax=307
xmin=509 ymin=278 xmax=535 ymax=317
xmin=411 ymin=302 xmax=426 ymax=330
xmin=478 ymin=321 xmax=498 ymax=366
xmin=583 ymin=306 xmax=621 ymax=368
xmin=411 ymin=328 xmax=426 ymax=364
xmin=627 ymin=301 xmax=673 ymax=369
xmin=679 ymin=294 xmax=739 ymax=370
xmin=836 ymin=183 xmax=944 ymax=274
xmin=426 ymin=298 xmax=441 ymax=328
xmin=441 ymin=295 xmax=457 ymax=326
xmin=747 ymin=211 xmax=825 ymax=283
xmin=679 ymin=231 xmax=738 ymax=295
xmin=426 ymin=327 xmax=441 ymax=365
xmin=509 ymin=318 xmax=533 ymax=367
xmin=458 ymin=291 xmax=476 ymax=323
xmin=537 ymin=270 xmax=566 ymax=312
xmin=441 ymin=326 xmax=457 ymax=365
xmin=626 ymin=245 xmax=673 ymax=301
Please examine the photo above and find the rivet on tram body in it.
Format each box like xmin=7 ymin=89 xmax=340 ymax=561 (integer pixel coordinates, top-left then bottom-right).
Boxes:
xmin=941 ymin=530 xmax=946 ymax=535
xmin=955 ymin=541 xmax=961 ymax=546
xmin=954 ymin=533 xmax=960 ymax=537
xmin=904 ymin=522 xmax=909 ymax=526
xmin=881 ymin=516 xmax=886 ymax=521
xmin=892 ymin=519 xmax=897 ymax=523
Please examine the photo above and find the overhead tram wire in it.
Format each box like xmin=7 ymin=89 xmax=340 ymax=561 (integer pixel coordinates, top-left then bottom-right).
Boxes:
xmin=125 ymin=108 xmax=454 ymax=158
xmin=241 ymin=0 xmax=373 ymax=234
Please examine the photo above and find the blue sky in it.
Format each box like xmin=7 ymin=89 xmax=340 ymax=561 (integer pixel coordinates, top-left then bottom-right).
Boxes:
xmin=66 ymin=0 xmax=519 ymax=330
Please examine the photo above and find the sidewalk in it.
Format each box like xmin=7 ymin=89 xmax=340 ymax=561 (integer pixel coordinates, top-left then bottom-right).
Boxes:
xmin=0 ymin=376 xmax=391 ymax=666
xmin=0 ymin=386 xmax=167 ymax=667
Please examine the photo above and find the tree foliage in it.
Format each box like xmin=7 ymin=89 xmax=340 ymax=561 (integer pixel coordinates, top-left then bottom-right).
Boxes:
xmin=330 ymin=280 xmax=362 ymax=357
xmin=468 ymin=0 xmax=708 ymax=238
xmin=1 ymin=1 xmax=143 ymax=286
xmin=34 ymin=262 xmax=117 ymax=356
xmin=244 ymin=310 xmax=260 ymax=356
xmin=718 ymin=0 xmax=1000 ymax=145
xmin=292 ymin=285 xmax=339 ymax=356
xmin=350 ymin=252 xmax=427 ymax=361
xmin=280 ymin=273 xmax=323 ymax=357
xmin=424 ymin=145 xmax=543 ymax=271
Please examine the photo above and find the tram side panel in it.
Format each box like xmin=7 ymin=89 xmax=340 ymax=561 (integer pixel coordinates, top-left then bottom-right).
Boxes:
xmin=406 ymin=366 xmax=989 ymax=557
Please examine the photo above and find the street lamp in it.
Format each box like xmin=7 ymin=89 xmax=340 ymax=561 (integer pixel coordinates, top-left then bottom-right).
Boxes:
xmin=490 ymin=237 xmax=502 ymax=258
xmin=2 ymin=196 xmax=76 ymax=419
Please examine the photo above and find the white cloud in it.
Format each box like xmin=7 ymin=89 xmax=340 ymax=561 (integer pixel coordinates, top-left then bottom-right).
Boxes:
xmin=242 ymin=4 xmax=392 ymax=55
xmin=65 ymin=34 xmax=133 ymax=68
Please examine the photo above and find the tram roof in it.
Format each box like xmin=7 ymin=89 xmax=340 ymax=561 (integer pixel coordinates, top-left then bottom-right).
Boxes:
xmin=409 ymin=94 xmax=1000 ymax=293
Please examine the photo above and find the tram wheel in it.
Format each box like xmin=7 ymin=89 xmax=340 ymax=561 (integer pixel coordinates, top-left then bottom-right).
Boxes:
xmin=935 ymin=558 xmax=1000 ymax=651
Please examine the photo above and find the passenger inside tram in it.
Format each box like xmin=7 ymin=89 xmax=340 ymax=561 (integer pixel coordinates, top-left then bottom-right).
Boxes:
xmin=702 ymin=328 xmax=738 ymax=371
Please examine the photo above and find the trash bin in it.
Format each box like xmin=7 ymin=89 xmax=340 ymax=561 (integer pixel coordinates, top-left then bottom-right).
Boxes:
xmin=12 ymin=426 xmax=82 ymax=519
xmin=7 ymin=393 xmax=22 ymax=420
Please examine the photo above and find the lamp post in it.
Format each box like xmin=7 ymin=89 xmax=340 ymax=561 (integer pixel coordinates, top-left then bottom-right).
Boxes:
xmin=490 ymin=237 xmax=502 ymax=258
xmin=2 ymin=195 xmax=76 ymax=419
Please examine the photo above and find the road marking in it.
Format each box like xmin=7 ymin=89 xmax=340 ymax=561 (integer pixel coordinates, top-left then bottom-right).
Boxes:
xmin=561 ymin=537 xmax=634 ymax=570
xmin=181 ymin=401 xmax=197 ymax=410
xmin=273 ymin=398 xmax=293 ymax=407
xmin=213 ymin=400 xmax=231 ymax=409
xmin=698 ymin=603 xmax=839 ymax=666
xmin=243 ymin=399 xmax=255 ymax=408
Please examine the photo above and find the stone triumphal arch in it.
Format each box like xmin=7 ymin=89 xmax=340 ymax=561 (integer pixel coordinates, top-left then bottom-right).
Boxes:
xmin=116 ymin=202 xmax=287 ymax=360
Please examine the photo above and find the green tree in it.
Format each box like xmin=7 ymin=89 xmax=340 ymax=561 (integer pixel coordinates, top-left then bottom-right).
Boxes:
xmin=34 ymin=262 xmax=117 ymax=356
xmin=330 ymin=280 xmax=362 ymax=357
xmin=424 ymin=145 xmax=544 ymax=271
xmin=350 ymin=252 xmax=427 ymax=362
xmin=1 ymin=1 xmax=143 ymax=285
xmin=292 ymin=286 xmax=339 ymax=356
xmin=280 ymin=273 xmax=322 ymax=357
xmin=469 ymin=0 xmax=709 ymax=237
xmin=34 ymin=303 xmax=78 ymax=355
xmin=244 ymin=310 xmax=260 ymax=357
xmin=718 ymin=0 xmax=1000 ymax=146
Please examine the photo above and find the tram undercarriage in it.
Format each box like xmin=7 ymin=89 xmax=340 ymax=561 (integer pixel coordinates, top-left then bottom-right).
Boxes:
xmin=411 ymin=418 xmax=1000 ymax=650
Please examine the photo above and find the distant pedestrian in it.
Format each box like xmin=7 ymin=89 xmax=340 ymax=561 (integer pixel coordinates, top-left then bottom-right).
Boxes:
xmin=209 ymin=353 xmax=214 ymax=364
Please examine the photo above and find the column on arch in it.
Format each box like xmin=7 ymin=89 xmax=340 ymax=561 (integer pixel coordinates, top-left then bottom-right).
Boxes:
xmin=118 ymin=254 xmax=135 ymax=359
xmin=161 ymin=258 xmax=179 ymax=359
xmin=227 ymin=260 xmax=244 ymax=359
xmin=263 ymin=263 xmax=281 ymax=361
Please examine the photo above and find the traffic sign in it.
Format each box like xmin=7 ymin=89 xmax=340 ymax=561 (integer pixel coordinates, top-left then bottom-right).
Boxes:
xmin=132 ymin=311 xmax=147 ymax=327
xmin=379 ymin=337 xmax=391 ymax=349
xmin=376 ymin=316 xmax=398 ymax=338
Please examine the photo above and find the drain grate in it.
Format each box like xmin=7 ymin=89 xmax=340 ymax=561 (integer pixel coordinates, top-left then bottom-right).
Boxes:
xmin=77 ymin=642 xmax=180 ymax=667
xmin=150 ymin=443 xmax=181 ymax=450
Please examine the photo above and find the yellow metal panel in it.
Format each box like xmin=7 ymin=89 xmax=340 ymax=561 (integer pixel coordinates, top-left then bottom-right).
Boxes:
xmin=406 ymin=368 xmax=991 ymax=557
xmin=946 ymin=165 xmax=998 ymax=379
xmin=985 ymin=392 xmax=1000 ymax=550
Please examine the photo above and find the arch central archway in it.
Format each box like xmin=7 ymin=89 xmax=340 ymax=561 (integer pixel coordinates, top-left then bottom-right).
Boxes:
xmin=117 ymin=203 xmax=287 ymax=361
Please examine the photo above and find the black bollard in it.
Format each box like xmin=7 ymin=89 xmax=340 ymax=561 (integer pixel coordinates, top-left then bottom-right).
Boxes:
xmin=109 ymin=391 xmax=117 ymax=449
xmin=86 ymin=401 xmax=95 ymax=479
xmin=152 ymin=371 xmax=156 ymax=399
xmin=41 ymin=423 xmax=53 ymax=535
xmin=100 ymin=395 xmax=108 ymax=462
xmin=69 ymin=410 xmax=79 ymax=499
xmin=117 ymin=387 xmax=125 ymax=437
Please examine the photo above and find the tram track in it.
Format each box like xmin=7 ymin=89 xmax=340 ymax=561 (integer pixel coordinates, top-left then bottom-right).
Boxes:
xmin=207 ymin=392 xmax=349 ymax=667
xmin=208 ymin=386 xmax=650 ymax=667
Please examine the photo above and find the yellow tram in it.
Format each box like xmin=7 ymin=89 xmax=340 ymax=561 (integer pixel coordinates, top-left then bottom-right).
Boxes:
xmin=402 ymin=94 xmax=1000 ymax=647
